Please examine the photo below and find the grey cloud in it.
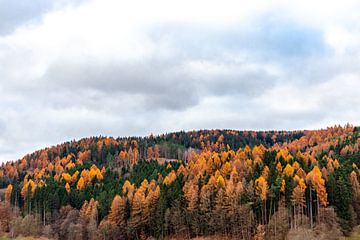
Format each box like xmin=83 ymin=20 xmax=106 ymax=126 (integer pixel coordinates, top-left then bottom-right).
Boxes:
xmin=43 ymin=59 xmax=184 ymax=93
xmin=0 ymin=0 xmax=87 ymax=35
xmin=41 ymin=59 xmax=199 ymax=111
xmin=1 ymin=2 xmax=360 ymax=163
xmin=40 ymin=58 xmax=275 ymax=112
xmin=200 ymin=67 xmax=278 ymax=97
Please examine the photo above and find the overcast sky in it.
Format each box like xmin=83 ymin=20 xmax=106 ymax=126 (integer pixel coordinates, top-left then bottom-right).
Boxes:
xmin=1 ymin=0 xmax=360 ymax=163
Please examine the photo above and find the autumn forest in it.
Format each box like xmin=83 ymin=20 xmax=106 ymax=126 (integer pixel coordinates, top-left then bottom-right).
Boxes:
xmin=0 ymin=125 xmax=360 ymax=239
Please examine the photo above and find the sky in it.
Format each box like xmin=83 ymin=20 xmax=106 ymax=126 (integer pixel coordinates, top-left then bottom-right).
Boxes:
xmin=1 ymin=0 xmax=360 ymax=163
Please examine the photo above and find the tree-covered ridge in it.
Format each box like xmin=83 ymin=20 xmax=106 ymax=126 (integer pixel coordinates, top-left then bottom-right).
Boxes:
xmin=0 ymin=129 xmax=304 ymax=186
xmin=0 ymin=124 xmax=359 ymax=239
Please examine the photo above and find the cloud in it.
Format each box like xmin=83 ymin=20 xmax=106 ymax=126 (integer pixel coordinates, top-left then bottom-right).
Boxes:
xmin=1 ymin=0 xmax=360 ymax=163
xmin=0 ymin=0 xmax=87 ymax=36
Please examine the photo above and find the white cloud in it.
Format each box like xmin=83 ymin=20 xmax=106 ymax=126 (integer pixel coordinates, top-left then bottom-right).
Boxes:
xmin=1 ymin=0 xmax=360 ymax=162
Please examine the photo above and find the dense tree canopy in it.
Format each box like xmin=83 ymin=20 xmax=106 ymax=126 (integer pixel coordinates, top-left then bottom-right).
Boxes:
xmin=0 ymin=124 xmax=359 ymax=239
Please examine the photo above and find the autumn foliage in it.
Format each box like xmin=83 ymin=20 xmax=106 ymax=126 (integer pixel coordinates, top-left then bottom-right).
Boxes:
xmin=0 ymin=124 xmax=359 ymax=239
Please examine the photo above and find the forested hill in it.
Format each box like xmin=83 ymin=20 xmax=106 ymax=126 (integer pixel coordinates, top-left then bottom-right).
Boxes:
xmin=0 ymin=125 xmax=360 ymax=239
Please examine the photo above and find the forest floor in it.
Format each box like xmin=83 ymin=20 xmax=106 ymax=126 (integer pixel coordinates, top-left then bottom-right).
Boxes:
xmin=0 ymin=188 xmax=5 ymax=201
xmin=2 ymin=226 xmax=360 ymax=240
xmin=343 ymin=226 xmax=360 ymax=240
xmin=0 ymin=237 xmax=49 ymax=240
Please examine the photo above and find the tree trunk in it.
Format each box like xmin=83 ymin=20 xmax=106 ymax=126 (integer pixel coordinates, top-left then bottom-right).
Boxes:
xmin=317 ymin=195 xmax=320 ymax=224
xmin=309 ymin=187 xmax=313 ymax=228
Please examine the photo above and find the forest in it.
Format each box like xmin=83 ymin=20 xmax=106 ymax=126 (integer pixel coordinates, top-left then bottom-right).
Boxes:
xmin=0 ymin=125 xmax=359 ymax=239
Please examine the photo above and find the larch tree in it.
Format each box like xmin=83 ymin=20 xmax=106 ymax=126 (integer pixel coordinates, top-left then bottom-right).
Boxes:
xmin=292 ymin=178 xmax=306 ymax=229
xmin=306 ymin=166 xmax=328 ymax=226
xmin=65 ymin=183 xmax=71 ymax=193
xmin=62 ymin=173 xmax=72 ymax=183
xmin=199 ymin=181 xmax=214 ymax=234
xmin=119 ymin=150 xmax=127 ymax=162
xmin=5 ymin=184 xmax=13 ymax=203
xmin=350 ymin=171 xmax=360 ymax=221
xmin=108 ymin=195 xmax=126 ymax=227
xmin=144 ymin=185 xmax=160 ymax=226
xmin=147 ymin=147 xmax=154 ymax=160
xmin=154 ymin=144 xmax=160 ymax=159
xmin=283 ymin=164 xmax=294 ymax=177
xmin=77 ymin=177 xmax=85 ymax=190
xmin=255 ymin=176 xmax=269 ymax=224
xmin=183 ymin=180 xmax=200 ymax=235
xmin=128 ymin=187 xmax=146 ymax=231
xmin=79 ymin=198 xmax=98 ymax=240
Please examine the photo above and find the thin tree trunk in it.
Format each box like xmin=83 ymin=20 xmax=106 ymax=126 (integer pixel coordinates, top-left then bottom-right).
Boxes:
xmin=317 ymin=195 xmax=320 ymax=224
xmin=43 ymin=201 xmax=46 ymax=226
xmin=268 ymin=199 xmax=272 ymax=224
xmin=309 ymin=187 xmax=313 ymax=228
xmin=294 ymin=205 xmax=296 ymax=230
xmin=264 ymin=199 xmax=267 ymax=224
xmin=274 ymin=208 xmax=277 ymax=239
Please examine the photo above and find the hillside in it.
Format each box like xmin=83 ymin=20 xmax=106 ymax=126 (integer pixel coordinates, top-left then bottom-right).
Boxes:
xmin=0 ymin=125 xmax=360 ymax=240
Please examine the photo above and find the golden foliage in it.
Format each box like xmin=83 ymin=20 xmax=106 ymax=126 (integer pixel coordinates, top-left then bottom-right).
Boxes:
xmin=255 ymin=176 xmax=268 ymax=201
xmin=77 ymin=177 xmax=85 ymax=190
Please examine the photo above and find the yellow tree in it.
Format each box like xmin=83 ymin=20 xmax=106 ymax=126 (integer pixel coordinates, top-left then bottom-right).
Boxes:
xmin=221 ymin=162 xmax=232 ymax=178
xmin=230 ymin=167 xmax=239 ymax=183
xmin=163 ymin=170 xmax=177 ymax=186
xmin=292 ymin=161 xmax=300 ymax=170
xmin=5 ymin=184 xmax=13 ymax=203
xmin=296 ymin=168 xmax=306 ymax=179
xmin=154 ymin=145 xmax=160 ymax=159
xmin=144 ymin=185 xmax=160 ymax=224
xmin=108 ymin=195 xmax=126 ymax=227
xmin=128 ymin=188 xmax=146 ymax=230
xmin=127 ymin=148 xmax=134 ymax=167
xmin=95 ymin=168 xmax=103 ymax=181
xmin=223 ymin=178 xmax=243 ymax=233
xmin=255 ymin=176 xmax=269 ymax=224
xmin=262 ymin=166 xmax=270 ymax=179
xmin=133 ymin=148 xmax=139 ymax=165
xmin=77 ymin=177 xmax=85 ymax=190
xmin=62 ymin=173 xmax=72 ymax=183
xmin=292 ymin=178 xmax=306 ymax=229
xmin=216 ymin=175 xmax=226 ymax=188
xmin=119 ymin=150 xmax=127 ymax=162
xmin=283 ymin=164 xmax=294 ymax=177
xmin=177 ymin=164 xmax=187 ymax=176
xmin=77 ymin=150 xmax=91 ymax=165
xmin=123 ymin=180 xmax=135 ymax=200
xmin=252 ymin=145 xmax=264 ymax=163
xmin=311 ymin=166 xmax=327 ymax=207
xmin=306 ymin=166 xmax=327 ymax=226
xmin=147 ymin=147 xmax=154 ymax=160
xmin=280 ymin=179 xmax=285 ymax=193
xmin=21 ymin=179 xmax=37 ymax=200
xmin=183 ymin=180 xmax=199 ymax=212
xmin=214 ymin=178 xmax=227 ymax=233
xmin=79 ymin=198 xmax=98 ymax=240
xmin=71 ymin=171 xmax=79 ymax=184
xmin=65 ymin=183 xmax=71 ymax=193
xmin=81 ymin=169 xmax=91 ymax=184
